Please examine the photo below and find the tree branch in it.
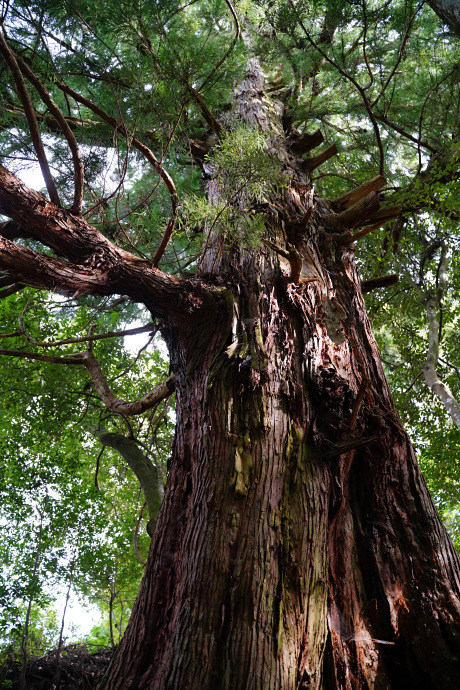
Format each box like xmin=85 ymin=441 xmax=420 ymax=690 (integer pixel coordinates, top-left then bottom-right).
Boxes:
xmin=0 ymin=31 xmax=61 ymax=206
xmin=13 ymin=52 xmax=85 ymax=214
xmin=81 ymin=347 xmax=176 ymax=415
xmin=51 ymin=79 xmax=178 ymax=264
xmin=423 ymin=246 xmax=460 ymax=428
xmin=17 ymin=323 xmax=158 ymax=349
xmin=0 ymin=282 xmax=26 ymax=298
xmin=91 ymin=427 xmax=165 ymax=536
xmin=0 ymin=165 xmax=195 ymax=319
xmin=360 ymin=274 xmax=398 ymax=293
xmin=0 ymin=233 xmax=114 ymax=295
xmin=0 ymin=344 xmax=176 ymax=415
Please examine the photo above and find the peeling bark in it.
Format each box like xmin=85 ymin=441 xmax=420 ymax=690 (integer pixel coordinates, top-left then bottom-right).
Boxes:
xmin=99 ymin=64 xmax=460 ymax=690
xmin=1 ymin=59 xmax=460 ymax=690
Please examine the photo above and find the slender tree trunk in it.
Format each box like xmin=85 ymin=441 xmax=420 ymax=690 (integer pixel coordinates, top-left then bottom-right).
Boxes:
xmin=101 ymin=66 xmax=460 ymax=689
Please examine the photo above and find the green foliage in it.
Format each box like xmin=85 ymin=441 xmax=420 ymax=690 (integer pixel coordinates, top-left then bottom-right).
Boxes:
xmin=0 ymin=288 xmax=173 ymax=657
xmin=180 ymin=125 xmax=285 ymax=248
xmin=210 ymin=124 xmax=285 ymax=203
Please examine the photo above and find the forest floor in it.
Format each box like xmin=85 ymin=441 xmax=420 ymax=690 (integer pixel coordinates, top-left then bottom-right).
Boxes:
xmin=0 ymin=643 xmax=114 ymax=689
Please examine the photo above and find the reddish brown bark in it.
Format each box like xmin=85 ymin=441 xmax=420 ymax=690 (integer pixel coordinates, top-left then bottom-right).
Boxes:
xmin=1 ymin=64 xmax=460 ymax=690
xmin=99 ymin=69 xmax=460 ymax=689
xmin=99 ymin=217 xmax=460 ymax=688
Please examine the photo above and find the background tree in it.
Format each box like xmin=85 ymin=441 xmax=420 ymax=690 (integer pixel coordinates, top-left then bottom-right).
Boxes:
xmin=1 ymin=0 xmax=460 ymax=688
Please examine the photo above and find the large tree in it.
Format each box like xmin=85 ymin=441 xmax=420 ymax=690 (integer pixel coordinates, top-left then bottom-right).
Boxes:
xmin=1 ymin=0 xmax=460 ymax=687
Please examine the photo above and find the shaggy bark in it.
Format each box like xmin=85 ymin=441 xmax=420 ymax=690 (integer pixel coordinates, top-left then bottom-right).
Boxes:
xmin=1 ymin=62 xmax=460 ymax=689
xmin=98 ymin=66 xmax=460 ymax=689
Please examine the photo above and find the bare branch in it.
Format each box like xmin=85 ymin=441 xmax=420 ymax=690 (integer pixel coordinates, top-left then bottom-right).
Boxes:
xmin=186 ymin=84 xmax=222 ymax=136
xmin=0 ymin=348 xmax=84 ymax=365
xmin=332 ymin=175 xmax=387 ymax=212
xmin=0 ymin=31 xmax=61 ymax=206
xmin=324 ymin=192 xmax=381 ymax=231
xmin=81 ymin=347 xmax=176 ymax=415
xmin=361 ymin=274 xmax=398 ymax=293
xmin=17 ymin=323 xmax=158 ymax=349
xmin=13 ymin=52 xmax=85 ymax=214
xmin=302 ymin=143 xmax=338 ymax=171
xmin=52 ymin=79 xmax=178 ymax=262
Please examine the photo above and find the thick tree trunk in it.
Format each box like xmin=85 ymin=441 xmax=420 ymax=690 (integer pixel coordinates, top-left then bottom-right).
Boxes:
xmin=101 ymin=66 xmax=460 ymax=689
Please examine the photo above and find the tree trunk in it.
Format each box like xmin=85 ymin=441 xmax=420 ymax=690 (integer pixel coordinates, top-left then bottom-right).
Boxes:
xmin=427 ymin=0 xmax=460 ymax=38
xmin=104 ymin=66 xmax=460 ymax=689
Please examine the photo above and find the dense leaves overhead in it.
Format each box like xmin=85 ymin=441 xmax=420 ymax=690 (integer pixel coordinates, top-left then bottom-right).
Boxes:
xmin=1 ymin=0 xmax=460 ymax=665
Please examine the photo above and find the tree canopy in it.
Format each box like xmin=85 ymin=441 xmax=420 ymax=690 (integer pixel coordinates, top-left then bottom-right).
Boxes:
xmin=1 ymin=0 xmax=460 ymax=679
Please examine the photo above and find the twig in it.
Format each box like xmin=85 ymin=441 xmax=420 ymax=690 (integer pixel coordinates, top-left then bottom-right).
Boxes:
xmin=94 ymin=445 xmax=106 ymax=490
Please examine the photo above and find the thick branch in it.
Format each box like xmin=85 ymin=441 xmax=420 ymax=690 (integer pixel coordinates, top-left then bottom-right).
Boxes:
xmin=302 ymin=143 xmax=338 ymax=171
xmin=332 ymin=175 xmax=387 ymax=212
xmin=324 ymin=192 xmax=381 ymax=231
xmin=361 ymin=274 xmax=398 ymax=293
xmin=0 ymin=165 xmax=194 ymax=320
xmin=289 ymin=129 xmax=324 ymax=156
xmin=0 ymin=220 xmax=31 ymax=240
xmin=0 ymin=163 xmax=114 ymax=261
xmin=0 ymin=234 xmax=113 ymax=295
